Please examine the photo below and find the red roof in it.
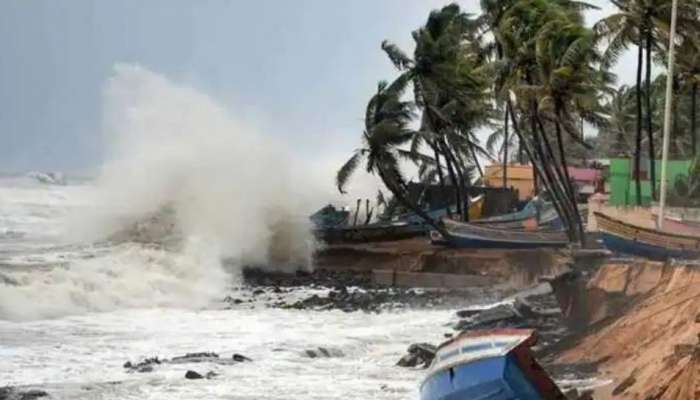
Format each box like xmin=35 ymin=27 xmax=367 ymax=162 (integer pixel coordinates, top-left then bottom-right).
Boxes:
xmin=567 ymin=167 xmax=601 ymax=183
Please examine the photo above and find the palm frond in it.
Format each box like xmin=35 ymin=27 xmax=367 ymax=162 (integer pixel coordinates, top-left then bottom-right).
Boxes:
xmin=336 ymin=151 xmax=364 ymax=194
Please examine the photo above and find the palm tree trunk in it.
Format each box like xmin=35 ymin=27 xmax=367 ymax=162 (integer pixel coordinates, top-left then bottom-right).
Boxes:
xmin=439 ymin=140 xmax=464 ymax=219
xmin=645 ymin=30 xmax=657 ymax=200
xmin=503 ymin=107 xmax=509 ymax=188
xmin=431 ymin=143 xmax=451 ymax=217
xmin=529 ymin=107 xmax=577 ymax=241
xmin=469 ymin=142 xmax=484 ymax=179
xmin=635 ymin=42 xmax=644 ymax=205
xmin=534 ymin=115 xmax=580 ymax=242
xmin=692 ymin=82 xmax=697 ymax=157
xmin=507 ymin=100 xmax=575 ymax=242
xmin=554 ymin=115 xmax=585 ymax=246
xmin=446 ymin=141 xmax=472 ymax=221
xmin=364 ymin=199 xmax=372 ymax=225
xmin=353 ymin=199 xmax=361 ymax=226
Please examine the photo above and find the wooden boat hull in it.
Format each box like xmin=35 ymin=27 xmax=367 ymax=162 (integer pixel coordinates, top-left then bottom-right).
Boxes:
xmin=432 ymin=219 xmax=569 ymax=249
xmin=420 ymin=329 xmax=563 ymax=400
xmin=601 ymin=232 xmax=699 ymax=261
xmin=595 ymin=212 xmax=700 ymax=260
xmin=313 ymin=222 xmax=424 ymax=244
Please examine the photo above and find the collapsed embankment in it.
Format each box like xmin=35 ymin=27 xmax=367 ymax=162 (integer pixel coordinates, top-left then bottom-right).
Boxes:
xmin=313 ymin=239 xmax=571 ymax=291
xmin=551 ymin=260 xmax=700 ymax=399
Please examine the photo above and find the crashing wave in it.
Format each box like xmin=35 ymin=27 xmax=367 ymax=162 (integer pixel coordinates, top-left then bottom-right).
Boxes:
xmin=27 ymin=171 xmax=67 ymax=186
xmin=105 ymin=204 xmax=183 ymax=249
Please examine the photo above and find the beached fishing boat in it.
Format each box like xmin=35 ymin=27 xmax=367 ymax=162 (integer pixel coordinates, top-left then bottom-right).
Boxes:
xmin=476 ymin=198 xmax=546 ymax=223
xmin=595 ymin=212 xmax=700 ymax=260
xmin=431 ymin=219 xmax=569 ymax=249
xmin=313 ymin=221 xmax=425 ymax=244
xmin=396 ymin=195 xmax=485 ymax=224
xmin=421 ymin=329 xmax=564 ymax=400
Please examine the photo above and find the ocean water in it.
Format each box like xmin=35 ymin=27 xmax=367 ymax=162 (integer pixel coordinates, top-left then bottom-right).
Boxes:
xmin=0 ymin=175 xmax=456 ymax=399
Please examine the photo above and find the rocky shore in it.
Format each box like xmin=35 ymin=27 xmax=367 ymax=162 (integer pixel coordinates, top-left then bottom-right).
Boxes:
xmin=236 ymin=264 xmax=601 ymax=397
xmin=235 ymin=267 xmax=502 ymax=312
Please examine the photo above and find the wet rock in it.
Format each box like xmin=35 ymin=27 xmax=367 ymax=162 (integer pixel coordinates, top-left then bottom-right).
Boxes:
xmin=171 ymin=352 xmax=219 ymax=363
xmin=396 ymin=343 xmax=436 ymax=368
xmin=455 ymin=303 xmax=523 ymax=331
xmin=232 ymin=354 xmax=252 ymax=362
xmin=205 ymin=371 xmax=218 ymax=379
xmin=242 ymin=268 xmax=372 ymax=288
xmin=123 ymin=357 xmax=161 ymax=372
xmin=303 ymin=347 xmax=344 ymax=358
xmin=0 ymin=388 xmax=48 ymax=400
xmin=125 ymin=351 xmax=250 ymax=372
xmin=224 ymin=296 xmax=244 ymax=305
xmin=18 ymin=390 xmax=48 ymax=400
xmin=185 ymin=370 xmax=204 ymax=380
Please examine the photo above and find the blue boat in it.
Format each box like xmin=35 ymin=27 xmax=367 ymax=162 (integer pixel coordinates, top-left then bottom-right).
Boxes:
xmin=476 ymin=199 xmax=546 ymax=223
xmin=421 ymin=329 xmax=564 ymax=400
xmin=595 ymin=212 xmax=700 ymax=260
xmin=431 ymin=219 xmax=569 ymax=249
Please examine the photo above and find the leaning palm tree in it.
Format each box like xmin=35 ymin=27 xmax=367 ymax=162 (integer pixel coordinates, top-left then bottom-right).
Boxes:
xmin=496 ymin=0 xmax=595 ymax=243
xmin=381 ymin=3 xmax=492 ymax=221
xmin=336 ymin=79 xmax=446 ymax=234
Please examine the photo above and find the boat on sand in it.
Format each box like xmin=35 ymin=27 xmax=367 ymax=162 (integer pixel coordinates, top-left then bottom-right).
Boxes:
xmin=431 ymin=218 xmax=569 ymax=249
xmin=420 ymin=329 xmax=564 ymax=400
xmin=595 ymin=212 xmax=700 ymax=260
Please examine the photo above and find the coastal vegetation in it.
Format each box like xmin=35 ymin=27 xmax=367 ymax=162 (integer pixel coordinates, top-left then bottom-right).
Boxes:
xmin=337 ymin=0 xmax=700 ymax=244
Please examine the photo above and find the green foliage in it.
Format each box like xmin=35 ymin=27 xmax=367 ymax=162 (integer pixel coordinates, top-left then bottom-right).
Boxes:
xmin=670 ymin=156 xmax=700 ymax=207
xmin=338 ymin=0 xmax=700 ymax=233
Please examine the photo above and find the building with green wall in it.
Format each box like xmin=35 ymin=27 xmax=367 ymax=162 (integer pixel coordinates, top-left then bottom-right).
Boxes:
xmin=608 ymin=158 xmax=692 ymax=206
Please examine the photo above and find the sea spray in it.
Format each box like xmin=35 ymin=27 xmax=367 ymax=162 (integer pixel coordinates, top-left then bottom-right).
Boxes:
xmin=0 ymin=64 xmax=328 ymax=320
xmin=73 ymin=63 xmax=316 ymax=269
xmin=0 ymin=238 xmax=226 ymax=320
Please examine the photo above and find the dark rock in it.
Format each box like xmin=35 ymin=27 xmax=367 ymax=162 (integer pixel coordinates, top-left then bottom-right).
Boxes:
xmin=124 ymin=357 xmax=161 ymax=372
xmin=171 ymin=352 xmax=219 ymax=364
xmin=455 ymin=309 xmax=481 ymax=319
xmin=205 ymin=371 xmax=218 ymax=379
xmin=303 ymin=347 xmax=344 ymax=358
xmin=232 ymin=354 xmax=252 ymax=362
xmin=397 ymin=343 xmax=436 ymax=368
xmin=396 ymin=353 xmax=420 ymax=367
xmin=19 ymin=390 xmax=48 ymax=400
xmin=455 ymin=303 xmax=523 ymax=331
xmin=185 ymin=370 xmax=204 ymax=380
xmin=252 ymin=289 xmax=265 ymax=296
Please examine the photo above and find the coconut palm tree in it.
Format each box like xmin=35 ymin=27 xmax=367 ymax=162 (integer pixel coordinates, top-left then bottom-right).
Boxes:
xmin=675 ymin=37 xmax=700 ymax=158
xmin=335 ymin=79 xmax=445 ymax=234
xmin=599 ymin=85 xmax=637 ymax=157
xmin=597 ymin=0 xmax=700 ymax=202
xmin=496 ymin=0 xmax=596 ymax=242
xmin=381 ymin=3 xmax=492 ymax=221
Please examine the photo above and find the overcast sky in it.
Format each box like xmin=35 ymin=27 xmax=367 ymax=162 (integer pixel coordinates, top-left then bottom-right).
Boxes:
xmin=0 ymin=0 xmax=635 ymax=173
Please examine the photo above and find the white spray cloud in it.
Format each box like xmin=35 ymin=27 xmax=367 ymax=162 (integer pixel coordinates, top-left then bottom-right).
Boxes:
xmin=82 ymin=63 xmax=325 ymax=268
xmin=1 ymin=63 xmax=390 ymax=321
